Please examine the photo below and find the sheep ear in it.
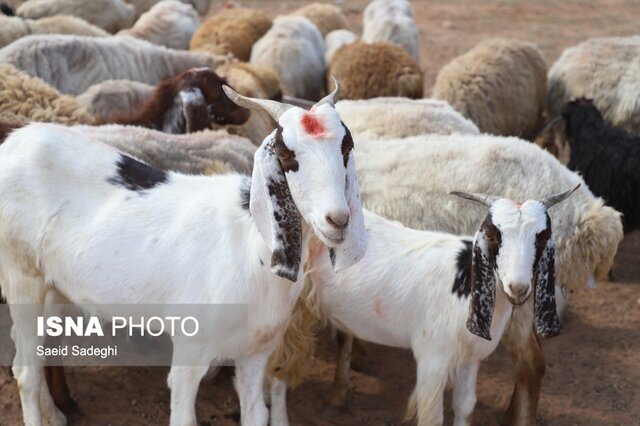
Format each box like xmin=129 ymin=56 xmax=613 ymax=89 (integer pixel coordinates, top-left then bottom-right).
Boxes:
xmin=534 ymin=239 xmax=562 ymax=338
xmin=250 ymin=132 xmax=302 ymax=282
xmin=466 ymin=231 xmax=496 ymax=341
xmin=179 ymin=88 xmax=209 ymax=133
xmin=329 ymin=150 xmax=368 ymax=272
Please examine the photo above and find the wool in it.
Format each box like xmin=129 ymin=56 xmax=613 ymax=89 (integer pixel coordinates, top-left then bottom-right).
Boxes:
xmin=291 ymin=2 xmax=348 ymax=37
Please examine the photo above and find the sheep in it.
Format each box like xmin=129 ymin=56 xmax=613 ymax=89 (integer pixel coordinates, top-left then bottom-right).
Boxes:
xmin=76 ymin=124 xmax=257 ymax=176
xmin=362 ymin=0 xmax=420 ymax=62
xmin=291 ymin=2 xmax=349 ymax=37
xmin=250 ymin=16 xmax=326 ymax=101
xmin=562 ymin=98 xmax=640 ymax=233
xmin=0 ymin=15 xmax=108 ymax=48
xmin=190 ymin=8 xmax=272 ymax=61
xmin=269 ymin=133 xmax=623 ymax=425
xmin=271 ymin=186 xmax=578 ymax=425
xmin=125 ymin=0 xmax=210 ymax=19
xmin=542 ymin=36 xmax=640 ymax=161
xmin=432 ymin=38 xmax=548 ymax=141
xmin=335 ymin=97 xmax=480 ymax=140
xmin=117 ymin=0 xmax=199 ymax=50
xmin=76 ymin=79 xmax=155 ymax=123
xmin=324 ymin=29 xmax=357 ymax=64
xmin=102 ymin=67 xmax=250 ymax=134
xmin=0 ymin=82 xmax=367 ymax=426
xmin=547 ymin=36 xmax=640 ymax=134
xmin=0 ymin=34 xmax=231 ymax=95
xmin=16 ymin=0 xmax=135 ymax=33
xmin=0 ymin=3 xmax=15 ymax=15
xmin=215 ymin=62 xmax=282 ymax=145
xmin=0 ymin=63 xmax=94 ymax=125
xmin=327 ymin=41 xmax=423 ymax=100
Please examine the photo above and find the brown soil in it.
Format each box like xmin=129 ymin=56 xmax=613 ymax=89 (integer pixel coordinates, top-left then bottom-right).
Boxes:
xmin=1 ymin=1 xmax=639 ymax=425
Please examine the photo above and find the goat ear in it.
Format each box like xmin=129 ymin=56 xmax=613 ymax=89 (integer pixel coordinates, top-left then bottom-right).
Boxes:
xmin=466 ymin=231 xmax=496 ymax=341
xmin=250 ymin=133 xmax=302 ymax=282
xmin=179 ymin=88 xmax=209 ymax=133
xmin=329 ymin=151 xmax=367 ymax=272
xmin=534 ymin=239 xmax=562 ymax=338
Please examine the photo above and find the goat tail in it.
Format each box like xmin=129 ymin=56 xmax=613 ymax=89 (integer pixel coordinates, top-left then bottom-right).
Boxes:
xmin=0 ymin=3 xmax=15 ymax=16
xmin=266 ymin=268 xmax=323 ymax=389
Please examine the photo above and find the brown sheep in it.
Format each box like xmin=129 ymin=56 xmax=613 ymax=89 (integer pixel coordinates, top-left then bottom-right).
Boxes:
xmin=327 ymin=41 xmax=423 ymax=100
xmin=432 ymin=38 xmax=547 ymax=141
xmin=189 ymin=8 xmax=271 ymax=61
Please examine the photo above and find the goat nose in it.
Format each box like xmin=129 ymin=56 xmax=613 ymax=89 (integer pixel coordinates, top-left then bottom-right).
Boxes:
xmin=508 ymin=283 xmax=529 ymax=298
xmin=326 ymin=210 xmax=349 ymax=229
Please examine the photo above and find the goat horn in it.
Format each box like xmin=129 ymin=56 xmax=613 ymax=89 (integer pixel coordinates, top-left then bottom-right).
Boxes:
xmin=540 ymin=184 xmax=581 ymax=209
xmin=449 ymin=191 xmax=501 ymax=207
xmin=222 ymin=85 xmax=292 ymax=121
xmin=315 ymin=75 xmax=340 ymax=108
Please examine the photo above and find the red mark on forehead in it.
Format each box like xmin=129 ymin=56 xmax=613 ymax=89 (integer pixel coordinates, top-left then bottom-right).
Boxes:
xmin=515 ymin=202 xmax=523 ymax=208
xmin=301 ymin=113 xmax=326 ymax=137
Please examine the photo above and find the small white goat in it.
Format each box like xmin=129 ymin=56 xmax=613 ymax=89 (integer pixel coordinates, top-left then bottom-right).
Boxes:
xmin=0 ymin=82 xmax=367 ymax=425
xmin=270 ymin=188 xmax=577 ymax=425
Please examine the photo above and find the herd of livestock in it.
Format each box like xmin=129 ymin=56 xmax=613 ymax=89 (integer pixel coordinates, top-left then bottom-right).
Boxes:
xmin=0 ymin=0 xmax=637 ymax=425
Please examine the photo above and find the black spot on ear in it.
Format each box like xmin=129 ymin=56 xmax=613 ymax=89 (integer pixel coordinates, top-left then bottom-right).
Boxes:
xmin=108 ymin=154 xmax=168 ymax=192
xmin=239 ymin=176 xmax=251 ymax=211
xmin=452 ymin=239 xmax=473 ymax=298
xmin=340 ymin=122 xmax=354 ymax=168
xmin=273 ymin=125 xmax=299 ymax=172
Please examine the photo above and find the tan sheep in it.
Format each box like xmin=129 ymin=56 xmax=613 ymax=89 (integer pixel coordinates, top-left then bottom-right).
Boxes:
xmin=0 ymin=15 xmax=108 ymax=49
xmin=76 ymin=79 xmax=155 ymax=123
xmin=16 ymin=0 xmax=135 ymax=33
xmin=190 ymin=8 xmax=272 ymax=61
xmin=0 ymin=63 xmax=94 ymax=124
xmin=327 ymin=41 xmax=423 ymax=100
xmin=291 ymin=2 xmax=349 ymax=37
xmin=432 ymin=38 xmax=547 ymax=141
xmin=125 ymin=0 xmax=210 ymax=20
xmin=215 ymin=62 xmax=281 ymax=145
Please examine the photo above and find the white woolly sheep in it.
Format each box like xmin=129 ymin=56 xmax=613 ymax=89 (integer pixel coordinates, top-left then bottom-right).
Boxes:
xmin=0 ymin=63 xmax=94 ymax=124
xmin=270 ymin=133 xmax=623 ymax=425
xmin=76 ymin=79 xmax=155 ymax=123
xmin=125 ymin=0 xmax=210 ymax=19
xmin=324 ymin=29 xmax=357 ymax=64
xmin=117 ymin=0 xmax=199 ymax=50
xmin=541 ymin=36 xmax=640 ymax=161
xmin=291 ymin=2 xmax=349 ymax=37
xmin=251 ymin=16 xmax=326 ymax=101
xmin=271 ymin=185 xmax=577 ymax=425
xmin=362 ymin=0 xmax=420 ymax=62
xmin=0 ymin=84 xmax=366 ymax=425
xmin=335 ymin=97 xmax=479 ymax=139
xmin=0 ymin=15 xmax=108 ymax=48
xmin=547 ymin=36 xmax=640 ymax=133
xmin=432 ymin=38 xmax=548 ymax=141
xmin=16 ymin=0 xmax=135 ymax=33
xmin=190 ymin=8 xmax=272 ymax=61
xmin=0 ymin=34 xmax=230 ymax=95
xmin=328 ymin=41 xmax=423 ymax=100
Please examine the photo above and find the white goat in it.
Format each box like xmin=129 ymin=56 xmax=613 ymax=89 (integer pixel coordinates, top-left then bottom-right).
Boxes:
xmin=271 ymin=187 xmax=577 ymax=425
xmin=0 ymin=83 xmax=367 ymax=425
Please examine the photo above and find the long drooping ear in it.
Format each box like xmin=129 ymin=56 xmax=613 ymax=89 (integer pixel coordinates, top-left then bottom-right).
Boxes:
xmin=179 ymin=88 xmax=209 ymax=133
xmin=250 ymin=133 xmax=302 ymax=282
xmin=329 ymin=126 xmax=367 ymax=272
xmin=466 ymin=230 xmax=497 ymax=341
xmin=534 ymin=238 xmax=562 ymax=338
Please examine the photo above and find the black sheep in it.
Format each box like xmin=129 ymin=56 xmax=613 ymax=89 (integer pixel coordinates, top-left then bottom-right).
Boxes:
xmin=563 ymin=98 xmax=640 ymax=232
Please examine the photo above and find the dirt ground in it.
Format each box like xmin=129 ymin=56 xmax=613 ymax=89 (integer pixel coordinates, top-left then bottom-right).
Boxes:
xmin=1 ymin=0 xmax=640 ymax=425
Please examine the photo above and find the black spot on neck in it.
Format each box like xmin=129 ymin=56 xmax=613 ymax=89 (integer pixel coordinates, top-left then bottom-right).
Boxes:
xmin=107 ymin=154 xmax=168 ymax=192
xmin=452 ymin=239 xmax=473 ymax=298
xmin=239 ymin=176 xmax=251 ymax=211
